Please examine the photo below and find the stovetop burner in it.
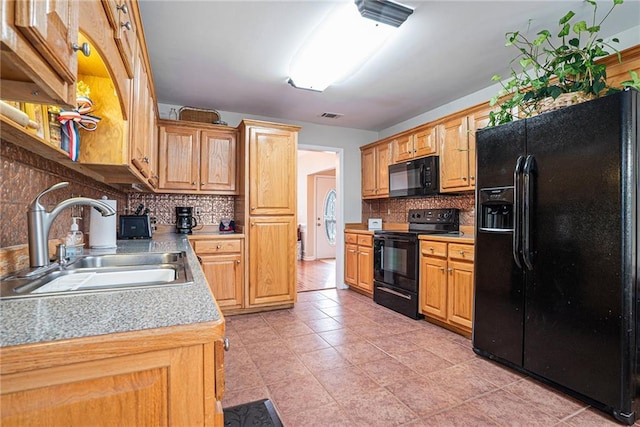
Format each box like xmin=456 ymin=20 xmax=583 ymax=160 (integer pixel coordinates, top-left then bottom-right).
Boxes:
xmin=375 ymin=208 xmax=460 ymax=237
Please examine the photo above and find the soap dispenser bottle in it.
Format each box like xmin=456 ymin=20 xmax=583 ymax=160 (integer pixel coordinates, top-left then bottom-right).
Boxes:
xmin=66 ymin=217 xmax=84 ymax=257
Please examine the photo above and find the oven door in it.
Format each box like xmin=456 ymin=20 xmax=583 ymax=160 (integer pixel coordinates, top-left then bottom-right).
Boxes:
xmin=373 ymin=233 xmax=418 ymax=292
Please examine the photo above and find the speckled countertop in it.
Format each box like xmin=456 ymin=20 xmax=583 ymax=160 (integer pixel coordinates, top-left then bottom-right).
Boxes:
xmin=0 ymin=233 xmax=220 ymax=348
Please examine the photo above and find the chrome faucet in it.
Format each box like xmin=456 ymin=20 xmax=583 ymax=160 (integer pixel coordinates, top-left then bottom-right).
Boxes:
xmin=28 ymin=182 xmax=116 ymax=268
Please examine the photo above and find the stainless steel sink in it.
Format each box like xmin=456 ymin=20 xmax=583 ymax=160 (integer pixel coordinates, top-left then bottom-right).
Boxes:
xmin=1 ymin=251 xmax=194 ymax=299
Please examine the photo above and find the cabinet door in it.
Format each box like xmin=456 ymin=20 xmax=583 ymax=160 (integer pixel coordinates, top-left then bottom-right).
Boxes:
xmin=200 ymin=253 xmax=243 ymax=310
xmin=375 ymin=142 xmax=391 ymax=197
xmin=357 ymin=245 xmax=373 ymax=293
xmin=14 ymin=0 xmax=78 ymax=85
xmin=248 ymin=216 xmax=296 ymax=306
xmin=447 ymin=260 xmax=474 ymax=331
xmin=469 ymin=109 xmax=492 ymax=190
xmin=439 ymin=116 xmax=471 ymax=192
xmin=201 ymin=130 xmax=237 ymax=193
xmin=345 ymin=243 xmax=358 ymax=286
xmin=420 ymin=256 xmax=448 ymax=320
xmin=391 ymin=134 xmax=413 ymax=163
xmin=114 ymin=0 xmax=136 ymax=78
xmin=130 ymin=50 xmax=151 ymax=178
xmin=361 ymin=146 xmax=377 ymax=198
xmin=413 ymin=125 xmax=438 ymax=158
xmin=248 ymin=127 xmax=296 ymax=215
xmin=158 ymin=126 xmax=199 ymax=190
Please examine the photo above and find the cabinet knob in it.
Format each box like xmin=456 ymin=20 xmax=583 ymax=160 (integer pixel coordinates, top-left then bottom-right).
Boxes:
xmin=470 ymin=175 xmax=475 ymax=180
xmin=216 ymin=245 xmax=222 ymax=249
xmin=439 ymin=267 xmax=445 ymax=272
xmin=121 ymin=21 xmax=132 ymax=31
xmin=429 ymin=247 xmax=434 ymax=252
xmin=223 ymin=337 xmax=230 ymax=351
xmin=462 ymin=176 xmax=467 ymax=181
xmin=142 ymin=156 xmax=149 ymax=163
xmin=459 ymin=250 xmax=465 ymax=256
xmin=448 ymin=268 xmax=453 ymax=273
xmin=116 ymin=3 xmax=128 ymax=14
xmin=72 ymin=42 xmax=91 ymax=57
xmin=191 ymin=181 xmax=196 ymax=185
xmin=251 ymin=222 xmax=255 ymax=227
xmin=251 ymin=207 xmax=256 ymax=210
xmin=236 ymin=260 xmax=241 ymax=264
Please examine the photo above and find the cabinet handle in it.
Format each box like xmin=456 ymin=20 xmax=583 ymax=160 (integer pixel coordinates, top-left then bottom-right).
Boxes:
xmin=448 ymin=268 xmax=453 ymax=273
xmin=116 ymin=3 xmax=128 ymax=14
xmin=251 ymin=207 xmax=256 ymax=210
xmin=121 ymin=21 xmax=132 ymax=31
xmin=251 ymin=222 xmax=255 ymax=227
xmin=439 ymin=267 xmax=445 ymax=272
xmin=223 ymin=337 xmax=230 ymax=351
xmin=216 ymin=245 xmax=222 ymax=249
xmin=191 ymin=181 xmax=196 ymax=185
xmin=236 ymin=260 xmax=241 ymax=264
xmin=72 ymin=42 xmax=91 ymax=57
xmin=429 ymin=247 xmax=434 ymax=252
xmin=462 ymin=176 xmax=467 ymax=181
xmin=459 ymin=250 xmax=465 ymax=256
xmin=470 ymin=175 xmax=475 ymax=180
xmin=201 ymin=182 xmax=205 ymax=185
xmin=142 ymin=156 xmax=149 ymax=163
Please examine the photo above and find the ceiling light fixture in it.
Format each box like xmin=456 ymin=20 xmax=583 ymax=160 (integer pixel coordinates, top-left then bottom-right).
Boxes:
xmin=288 ymin=0 xmax=413 ymax=92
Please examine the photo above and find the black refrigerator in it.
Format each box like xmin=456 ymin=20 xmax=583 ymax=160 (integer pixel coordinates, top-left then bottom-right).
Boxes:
xmin=473 ymin=89 xmax=638 ymax=424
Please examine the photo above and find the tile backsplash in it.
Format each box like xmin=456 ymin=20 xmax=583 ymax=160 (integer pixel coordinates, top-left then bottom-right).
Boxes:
xmin=127 ymin=193 xmax=235 ymax=227
xmin=362 ymin=193 xmax=475 ymax=225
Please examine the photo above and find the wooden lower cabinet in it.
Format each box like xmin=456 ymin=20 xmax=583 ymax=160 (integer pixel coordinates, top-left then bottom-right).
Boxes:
xmin=249 ymin=216 xmax=296 ymax=307
xmin=1 ymin=322 xmax=226 ymax=426
xmin=344 ymin=231 xmax=373 ymax=296
xmin=192 ymin=237 xmax=244 ymax=311
xmin=419 ymin=239 xmax=474 ymax=336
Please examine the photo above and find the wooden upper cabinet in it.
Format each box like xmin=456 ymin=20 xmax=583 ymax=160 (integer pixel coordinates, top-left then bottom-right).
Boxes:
xmin=392 ymin=125 xmax=438 ymax=164
xmin=361 ymin=141 xmax=391 ymax=199
xmin=14 ymin=0 xmax=78 ymax=85
xmin=158 ymin=125 xmax=199 ymax=190
xmin=102 ymin=0 xmax=136 ymax=78
xmin=1 ymin=0 xmax=79 ymax=106
xmin=201 ymin=130 xmax=237 ymax=193
xmin=439 ymin=114 xmax=472 ymax=192
xmin=391 ymin=133 xmax=413 ymax=163
xmin=157 ymin=122 xmax=239 ymax=194
xmin=413 ymin=125 xmax=438 ymax=158
xmin=248 ymin=126 xmax=297 ymax=215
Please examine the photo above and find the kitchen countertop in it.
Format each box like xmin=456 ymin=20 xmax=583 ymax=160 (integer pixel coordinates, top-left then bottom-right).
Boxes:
xmin=418 ymin=232 xmax=475 ymax=244
xmin=0 ymin=233 xmax=220 ymax=348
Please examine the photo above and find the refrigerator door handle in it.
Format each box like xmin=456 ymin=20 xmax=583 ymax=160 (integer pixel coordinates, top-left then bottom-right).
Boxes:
xmin=523 ymin=155 xmax=536 ymax=271
xmin=513 ymin=156 xmax=525 ymax=268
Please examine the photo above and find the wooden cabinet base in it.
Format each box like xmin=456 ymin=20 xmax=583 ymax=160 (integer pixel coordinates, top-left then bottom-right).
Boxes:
xmin=1 ymin=320 xmax=225 ymax=426
xmin=423 ymin=316 xmax=471 ymax=339
xmin=348 ymin=285 xmax=373 ymax=298
xmin=221 ymin=303 xmax=294 ymax=316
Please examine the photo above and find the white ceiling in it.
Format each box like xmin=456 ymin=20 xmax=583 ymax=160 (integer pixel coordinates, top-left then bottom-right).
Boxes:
xmin=139 ymin=1 xmax=639 ymax=132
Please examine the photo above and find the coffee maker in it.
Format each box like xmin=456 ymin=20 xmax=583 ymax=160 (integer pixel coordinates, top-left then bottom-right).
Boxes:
xmin=175 ymin=206 xmax=197 ymax=234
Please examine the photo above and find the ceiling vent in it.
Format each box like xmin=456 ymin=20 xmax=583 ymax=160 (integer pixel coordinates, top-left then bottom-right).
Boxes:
xmin=320 ymin=112 xmax=343 ymax=119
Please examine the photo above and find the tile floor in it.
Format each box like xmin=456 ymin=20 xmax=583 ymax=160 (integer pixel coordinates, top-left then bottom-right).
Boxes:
xmin=222 ymin=288 xmax=636 ymax=426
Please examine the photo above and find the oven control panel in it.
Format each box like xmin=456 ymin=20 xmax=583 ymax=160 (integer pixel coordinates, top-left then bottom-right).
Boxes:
xmin=408 ymin=208 xmax=459 ymax=225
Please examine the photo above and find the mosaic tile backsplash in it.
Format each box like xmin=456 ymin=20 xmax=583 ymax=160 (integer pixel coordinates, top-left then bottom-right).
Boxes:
xmin=128 ymin=193 xmax=235 ymax=227
xmin=362 ymin=193 xmax=475 ymax=225
xmin=1 ymin=141 xmax=127 ymax=248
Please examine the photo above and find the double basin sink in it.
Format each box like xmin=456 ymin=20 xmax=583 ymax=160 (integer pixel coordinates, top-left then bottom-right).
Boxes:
xmin=1 ymin=252 xmax=194 ymax=299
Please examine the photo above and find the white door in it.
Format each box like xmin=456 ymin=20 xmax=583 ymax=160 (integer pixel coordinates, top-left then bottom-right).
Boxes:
xmin=315 ymin=175 xmax=336 ymax=259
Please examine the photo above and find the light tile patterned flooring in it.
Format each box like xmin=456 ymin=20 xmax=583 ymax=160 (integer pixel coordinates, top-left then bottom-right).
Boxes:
xmin=223 ymin=288 xmax=635 ymax=426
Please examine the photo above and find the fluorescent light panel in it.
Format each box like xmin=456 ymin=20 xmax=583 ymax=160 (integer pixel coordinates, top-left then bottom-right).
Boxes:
xmin=289 ymin=0 xmax=412 ymax=92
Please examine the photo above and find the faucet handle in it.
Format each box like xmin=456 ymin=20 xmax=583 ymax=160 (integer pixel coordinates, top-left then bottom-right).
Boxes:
xmin=31 ymin=182 xmax=69 ymax=210
xmin=56 ymin=243 xmax=68 ymax=265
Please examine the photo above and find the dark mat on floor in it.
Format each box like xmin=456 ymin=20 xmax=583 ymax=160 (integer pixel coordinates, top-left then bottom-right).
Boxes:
xmin=223 ymin=399 xmax=283 ymax=427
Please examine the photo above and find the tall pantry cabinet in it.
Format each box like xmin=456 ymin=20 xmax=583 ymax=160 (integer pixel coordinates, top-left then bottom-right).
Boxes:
xmin=237 ymin=120 xmax=300 ymax=308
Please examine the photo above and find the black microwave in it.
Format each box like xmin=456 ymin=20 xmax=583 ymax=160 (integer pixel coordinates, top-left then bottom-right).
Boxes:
xmin=388 ymin=156 xmax=439 ymax=197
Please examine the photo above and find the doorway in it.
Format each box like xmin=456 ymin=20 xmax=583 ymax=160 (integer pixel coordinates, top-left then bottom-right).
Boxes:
xmin=296 ymin=148 xmax=342 ymax=293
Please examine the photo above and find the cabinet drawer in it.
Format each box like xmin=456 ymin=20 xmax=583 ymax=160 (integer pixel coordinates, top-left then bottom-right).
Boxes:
xmin=194 ymin=239 xmax=242 ymax=254
xmin=345 ymin=233 xmax=358 ymax=244
xmin=421 ymin=241 xmax=447 ymax=258
xmin=357 ymin=235 xmax=373 ymax=247
xmin=448 ymin=243 xmax=474 ymax=262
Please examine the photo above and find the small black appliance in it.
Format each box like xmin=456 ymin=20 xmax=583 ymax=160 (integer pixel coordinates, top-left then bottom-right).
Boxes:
xmin=388 ymin=155 xmax=439 ymax=198
xmin=175 ymin=206 xmax=197 ymax=234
